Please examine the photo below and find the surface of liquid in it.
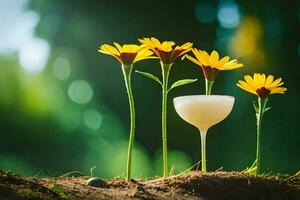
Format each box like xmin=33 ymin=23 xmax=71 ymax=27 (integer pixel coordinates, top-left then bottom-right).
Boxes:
xmin=173 ymin=95 xmax=235 ymax=132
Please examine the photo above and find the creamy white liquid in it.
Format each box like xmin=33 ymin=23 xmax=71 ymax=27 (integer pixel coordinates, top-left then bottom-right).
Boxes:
xmin=173 ymin=95 xmax=235 ymax=132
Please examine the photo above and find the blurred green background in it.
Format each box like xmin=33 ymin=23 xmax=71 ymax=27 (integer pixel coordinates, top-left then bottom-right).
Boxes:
xmin=0 ymin=0 xmax=299 ymax=178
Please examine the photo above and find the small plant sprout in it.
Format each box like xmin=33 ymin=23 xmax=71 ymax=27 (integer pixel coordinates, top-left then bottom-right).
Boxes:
xmin=183 ymin=49 xmax=243 ymax=95
xmin=87 ymin=166 xmax=107 ymax=187
xmin=90 ymin=165 xmax=96 ymax=177
xmin=98 ymin=43 xmax=154 ymax=181
xmin=137 ymin=37 xmax=197 ymax=178
xmin=237 ymin=73 xmax=287 ymax=175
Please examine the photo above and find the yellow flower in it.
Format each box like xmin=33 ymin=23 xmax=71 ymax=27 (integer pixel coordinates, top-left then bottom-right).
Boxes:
xmin=98 ymin=43 xmax=154 ymax=65
xmin=138 ymin=37 xmax=193 ymax=64
xmin=237 ymin=73 xmax=287 ymax=98
xmin=183 ymin=49 xmax=243 ymax=80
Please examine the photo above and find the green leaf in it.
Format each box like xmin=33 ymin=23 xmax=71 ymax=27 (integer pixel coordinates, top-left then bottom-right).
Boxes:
xmin=242 ymin=159 xmax=257 ymax=175
xmin=264 ymin=107 xmax=272 ymax=112
xmin=252 ymin=101 xmax=259 ymax=113
xmin=168 ymin=79 xmax=198 ymax=92
xmin=50 ymin=182 xmax=69 ymax=199
xmin=135 ymin=70 xmax=162 ymax=86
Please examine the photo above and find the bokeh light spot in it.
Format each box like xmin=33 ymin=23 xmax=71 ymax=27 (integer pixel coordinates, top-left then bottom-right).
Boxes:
xmin=84 ymin=109 xmax=103 ymax=130
xmin=0 ymin=0 xmax=40 ymax=55
xmin=53 ymin=57 xmax=71 ymax=80
xmin=229 ymin=17 xmax=264 ymax=64
xmin=19 ymin=37 xmax=51 ymax=74
xmin=68 ymin=80 xmax=93 ymax=104
xmin=194 ymin=2 xmax=215 ymax=23
xmin=217 ymin=1 xmax=240 ymax=28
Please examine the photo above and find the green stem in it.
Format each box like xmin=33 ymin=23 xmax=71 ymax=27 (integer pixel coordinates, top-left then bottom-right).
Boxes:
xmin=205 ymin=79 xmax=214 ymax=95
xmin=200 ymin=129 xmax=207 ymax=172
xmin=255 ymin=97 xmax=268 ymax=175
xmin=122 ymin=64 xmax=135 ymax=181
xmin=161 ymin=62 xmax=172 ymax=178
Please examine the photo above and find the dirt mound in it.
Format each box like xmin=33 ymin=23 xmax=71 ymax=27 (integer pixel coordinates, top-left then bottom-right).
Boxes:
xmin=1 ymin=171 xmax=299 ymax=200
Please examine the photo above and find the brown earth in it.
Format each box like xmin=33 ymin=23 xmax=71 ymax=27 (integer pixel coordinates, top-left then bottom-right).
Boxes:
xmin=0 ymin=171 xmax=299 ymax=200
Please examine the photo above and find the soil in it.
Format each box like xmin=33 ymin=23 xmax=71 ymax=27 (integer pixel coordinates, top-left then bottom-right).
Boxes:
xmin=0 ymin=170 xmax=299 ymax=200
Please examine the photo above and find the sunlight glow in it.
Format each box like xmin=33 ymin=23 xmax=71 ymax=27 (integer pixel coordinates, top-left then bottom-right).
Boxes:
xmin=0 ymin=0 xmax=39 ymax=55
xmin=19 ymin=37 xmax=51 ymax=74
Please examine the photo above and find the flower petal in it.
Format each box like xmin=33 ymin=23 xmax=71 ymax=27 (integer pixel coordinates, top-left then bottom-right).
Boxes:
xmin=270 ymin=87 xmax=287 ymax=94
xmin=183 ymin=54 xmax=201 ymax=66
xmin=101 ymin=44 xmax=120 ymax=56
xmin=210 ymin=50 xmax=219 ymax=66
xmin=197 ymin=50 xmax=210 ymax=66
xmin=237 ymin=81 xmax=257 ymax=95
xmin=134 ymin=49 xmax=156 ymax=63
xmin=113 ymin=42 xmax=123 ymax=52
xmin=244 ymin=75 xmax=258 ymax=88
xmin=270 ymin=77 xmax=282 ymax=87
xmin=216 ymin=56 xmax=229 ymax=68
xmin=265 ymin=75 xmax=274 ymax=88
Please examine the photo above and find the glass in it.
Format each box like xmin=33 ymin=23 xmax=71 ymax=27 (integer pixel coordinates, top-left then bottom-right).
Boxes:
xmin=173 ymin=95 xmax=235 ymax=172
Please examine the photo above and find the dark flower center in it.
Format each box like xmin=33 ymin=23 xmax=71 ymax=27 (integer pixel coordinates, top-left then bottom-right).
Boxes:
xmin=256 ymin=87 xmax=271 ymax=98
xmin=120 ymin=52 xmax=138 ymax=65
xmin=155 ymin=48 xmax=188 ymax=64
xmin=201 ymin=66 xmax=220 ymax=81
xmin=155 ymin=48 xmax=173 ymax=64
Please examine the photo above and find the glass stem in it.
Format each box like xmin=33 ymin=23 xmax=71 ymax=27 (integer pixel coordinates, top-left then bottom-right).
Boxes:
xmin=205 ymin=79 xmax=214 ymax=95
xmin=122 ymin=64 xmax=135 ymax=181
xmin=255 ymin=97 xmax=268 ymax=175
xmin=200 ymin=129 xmax=207 ymax=172
xmin=161 ymin=62 xmax=172 ymax=178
